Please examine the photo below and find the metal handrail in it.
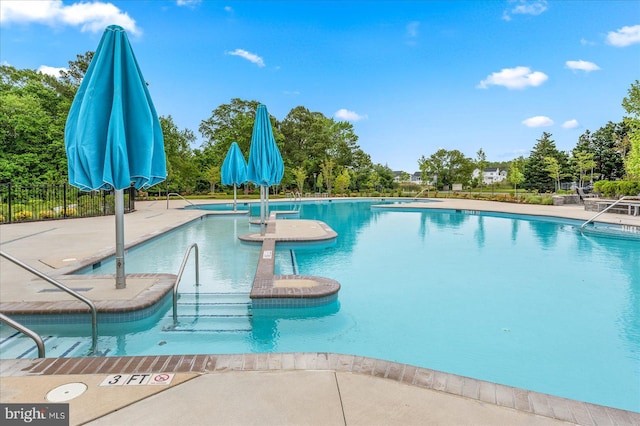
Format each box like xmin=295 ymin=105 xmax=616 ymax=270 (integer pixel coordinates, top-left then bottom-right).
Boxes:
xmin=0 ymin=313 xmax=45 ymax=358
xmin=166 ymin=192 xmax=195 ymax=209
xmin=173 ymin=243 xmax=200 ymax=323
xmin=0 ymin=251 xmax=98 ymax=352
xmin=413 ymin=187 xmax=429 ymax=200
xmin=581 ymin=195 xmax=640 ymax=229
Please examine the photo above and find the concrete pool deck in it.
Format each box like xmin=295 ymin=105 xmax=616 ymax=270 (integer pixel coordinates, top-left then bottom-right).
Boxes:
xmin=1 ymin=197 xmax=639 ymax=425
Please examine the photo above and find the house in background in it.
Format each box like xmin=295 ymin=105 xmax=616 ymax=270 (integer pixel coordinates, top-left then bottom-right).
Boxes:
xmin=472 ymin=167 xmax=507 ymax=185
xmin=393 ymin=171 xmax=423 ymax=184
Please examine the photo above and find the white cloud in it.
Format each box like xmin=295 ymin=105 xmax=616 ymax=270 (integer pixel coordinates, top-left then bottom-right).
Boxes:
xmin=0 ymin=0 xmax=139 ymax=35
xmin=227 ymin=49 xmax=265 ymax=67
xmin=522 ymin=116 xmax=554 ymax=127
xmin=38 ymin=65 xmax=66 ymax=77
xmin=224 ymin=6 xmax=234 ymax=13
xmin=606 ymin=25 xmax=640 ymax=47
xmin=562 ymin=119 xmax=579 ymax=129
xmin=177 ymin=0 xmax=201 ymax=6
xmin=406 ymin=21 xmax=420 ymax=38
xmin=334 ymin=109 xmax=368 ymax=122
xmin=502 ymin=0 xmax=548 ymax=21
xmin=565 ymin=60 xmax=600 ymax=72
xmin=477 ymin=66 xmax=548 ymax=90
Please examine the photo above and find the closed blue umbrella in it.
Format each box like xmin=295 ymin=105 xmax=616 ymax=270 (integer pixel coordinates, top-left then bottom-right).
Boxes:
xmin=247 ymin=104 xmax=284 ymax=233
xmin=65 ymin=25 xmax=166 ymax=289
xmin=221 ymin=142 xmax=248 ymax=211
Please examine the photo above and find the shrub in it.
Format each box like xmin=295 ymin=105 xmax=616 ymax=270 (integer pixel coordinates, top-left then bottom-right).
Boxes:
xmin=39 ymin=210 xmax=55 ymax=219
xmin=14 ymin=210 xmax=33 ymax=221
xmin=594 ymin=180 xmax=640 ymax=197
xmin=65 ymin=208 xmax=77 ymax=216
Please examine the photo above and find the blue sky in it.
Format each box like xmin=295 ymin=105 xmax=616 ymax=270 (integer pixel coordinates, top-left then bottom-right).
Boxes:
xmin=1 ymin=1 xmax=639 ymax=172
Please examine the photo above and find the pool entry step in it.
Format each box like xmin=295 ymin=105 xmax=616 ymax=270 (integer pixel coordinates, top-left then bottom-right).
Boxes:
xmin=163 ymin=292 xmax=253 ymax=333
xmin=0 ymin=332 xmax=95 ymax=359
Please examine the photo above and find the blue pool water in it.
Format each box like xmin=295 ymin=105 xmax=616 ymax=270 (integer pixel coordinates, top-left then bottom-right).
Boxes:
xmin=4 ymin=200 xmax=640 ymax=411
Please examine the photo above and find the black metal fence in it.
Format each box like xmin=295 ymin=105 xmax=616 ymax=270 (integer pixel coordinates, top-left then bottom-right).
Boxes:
xmin=0 ymin=183 xmax=135 ymax=224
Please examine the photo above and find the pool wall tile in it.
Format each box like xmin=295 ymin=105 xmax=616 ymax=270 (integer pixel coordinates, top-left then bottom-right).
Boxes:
xmin=267 ymin=353 xmax=282 ymax=370
xmin=567 ymin=399 xmax=596 ymax=426
xmin=432 ymin=370 xmax=448 ymax=391
xmin=445 ymin=373 xmax=464 ymax=395
xmin=495 ymin=383 xmax=515 ymax=407
xmin=242 ymin=353 xmax=256 ymax=370
xmin=513 ymin=388 xmax=532 ymax=412
xmin=313 ymin=353 xmax=327 ymax=370
xmin=384 ymin=362 xmax=403 ymax=381
xmin=461 ymin=377 xmax=480 ymax=400
xmin=281 ymin=353 xmax=295 ymax=369
xmin=529 ymin=391 xmax=554 ymax=417
xmin=606 ymin=406 xmax=635 ymax=425
xmin=412 ymin=368 xmax=433 ymax=388
xmin=400 ymin=364 xmax=417 ymax=385
xmin=587 ymin=404 xmax=613 ymax=425
xmin=372 ymin=359 xmax=388 ymax=378
xmin=477 ymin=386 xmax=496 ymax=402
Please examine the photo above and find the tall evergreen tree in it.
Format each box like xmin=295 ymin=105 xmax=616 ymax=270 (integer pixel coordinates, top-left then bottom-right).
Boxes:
xmin=523 ymin=132 xmax=566 ymax=192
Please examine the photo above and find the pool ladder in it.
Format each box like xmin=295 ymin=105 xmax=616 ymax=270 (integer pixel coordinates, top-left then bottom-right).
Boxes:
xmin=173 ymin=243 xmax=200 ymax=324
xmin=581 ymin=195 xmax=640 ymax=229
xmin=166 ymin=192 xmax=195 ymax=209
xmin=0 ymin=250 xmax=98 ymax=355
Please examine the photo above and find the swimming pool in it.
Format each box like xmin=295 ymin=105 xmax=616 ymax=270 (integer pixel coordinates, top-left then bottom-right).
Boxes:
xmin=2 ymin=200 xmax=639 ymax=412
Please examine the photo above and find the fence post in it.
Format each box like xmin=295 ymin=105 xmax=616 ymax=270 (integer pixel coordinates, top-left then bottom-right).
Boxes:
xmin=8 ymin=183 xmax=12 ymax=224
xmin=63 ymin=183 xmax=68 ymax=218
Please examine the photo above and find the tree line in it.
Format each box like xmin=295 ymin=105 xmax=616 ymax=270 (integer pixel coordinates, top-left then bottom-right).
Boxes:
xmin=1 ymin=51 xmax=638 ymax=195
xmin=418 ymin=89 xmax=639 ymax=194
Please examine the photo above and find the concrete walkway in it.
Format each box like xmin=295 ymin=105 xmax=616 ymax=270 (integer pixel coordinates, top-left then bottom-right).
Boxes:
xmin=1 ymin=198 xmax=639 ymax=425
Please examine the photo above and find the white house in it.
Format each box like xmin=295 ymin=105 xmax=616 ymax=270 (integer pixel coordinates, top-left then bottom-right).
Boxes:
xmin=393 ymin=171 xmax=423 ymax=184
xmin=472 ymin=167 xmax=507 ymax=185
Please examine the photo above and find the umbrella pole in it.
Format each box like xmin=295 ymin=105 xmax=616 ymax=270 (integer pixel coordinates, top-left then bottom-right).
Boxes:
xmin=260 ymin=186 xmax=266 ymax=236
xmin=266 ymin=187 xmax=270 ymax=218
xmin=115 ymin=189 xmax=126 ymax=289
xmin=233 ymin=184 xmax=237 ymax=212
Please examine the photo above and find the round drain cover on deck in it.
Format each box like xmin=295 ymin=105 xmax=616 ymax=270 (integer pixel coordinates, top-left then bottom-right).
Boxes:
xmin=46 ymin=382 xmax=87 ymax=402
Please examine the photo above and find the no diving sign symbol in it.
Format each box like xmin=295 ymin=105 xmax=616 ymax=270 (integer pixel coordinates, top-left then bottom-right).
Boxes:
xmin=149 ymin=373 xmax=172 ymax=385
xmin=100 ymin=373 xmax=175 ymax=387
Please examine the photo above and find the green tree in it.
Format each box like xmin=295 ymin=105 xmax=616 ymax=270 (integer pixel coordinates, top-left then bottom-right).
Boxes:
xmin=507 ymin=157 xmax=525 ymax=196
xmin=334 ymin=168 xmax=351 ymax=195
xmin=418 ymin=149 xmax=474 ymax=189
xmin=475 ymin=148 xmax=488 ymax=190
xmin=291 ymin=166 xmax=307 ymax=193
xmin=198 ymin=99 xmax=263 ymax=167
xmin=160 ymin=115 xmax=198 ymax=192
xmin=0 ymin=65 xmax=72 ymax=184
xmin=523 ymin=132 xmax=567 ymax=192
xmin=372 ymin=164 xmax=396 ymax=191
xmin=316 ymin=172 xmax=324 ymax=192
xmin=543 ymin=157 xmax=562 ymax=192
xmin=574 ymin=122 xmax=628 ymax=181
xmin=57 ymin=51 xmax=94 ymax=98
xmin=320 ymin=158 xmax=335 ymax=195
xmin=571 ymin=151 xmax=597 ymax=188
xmin=622 ymin=80 xmax=640 ymax=179
xmin=280 ymin=106 xmax=371 ymax=191
xmin=204 ymin=165 xmax=221 ymax=194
